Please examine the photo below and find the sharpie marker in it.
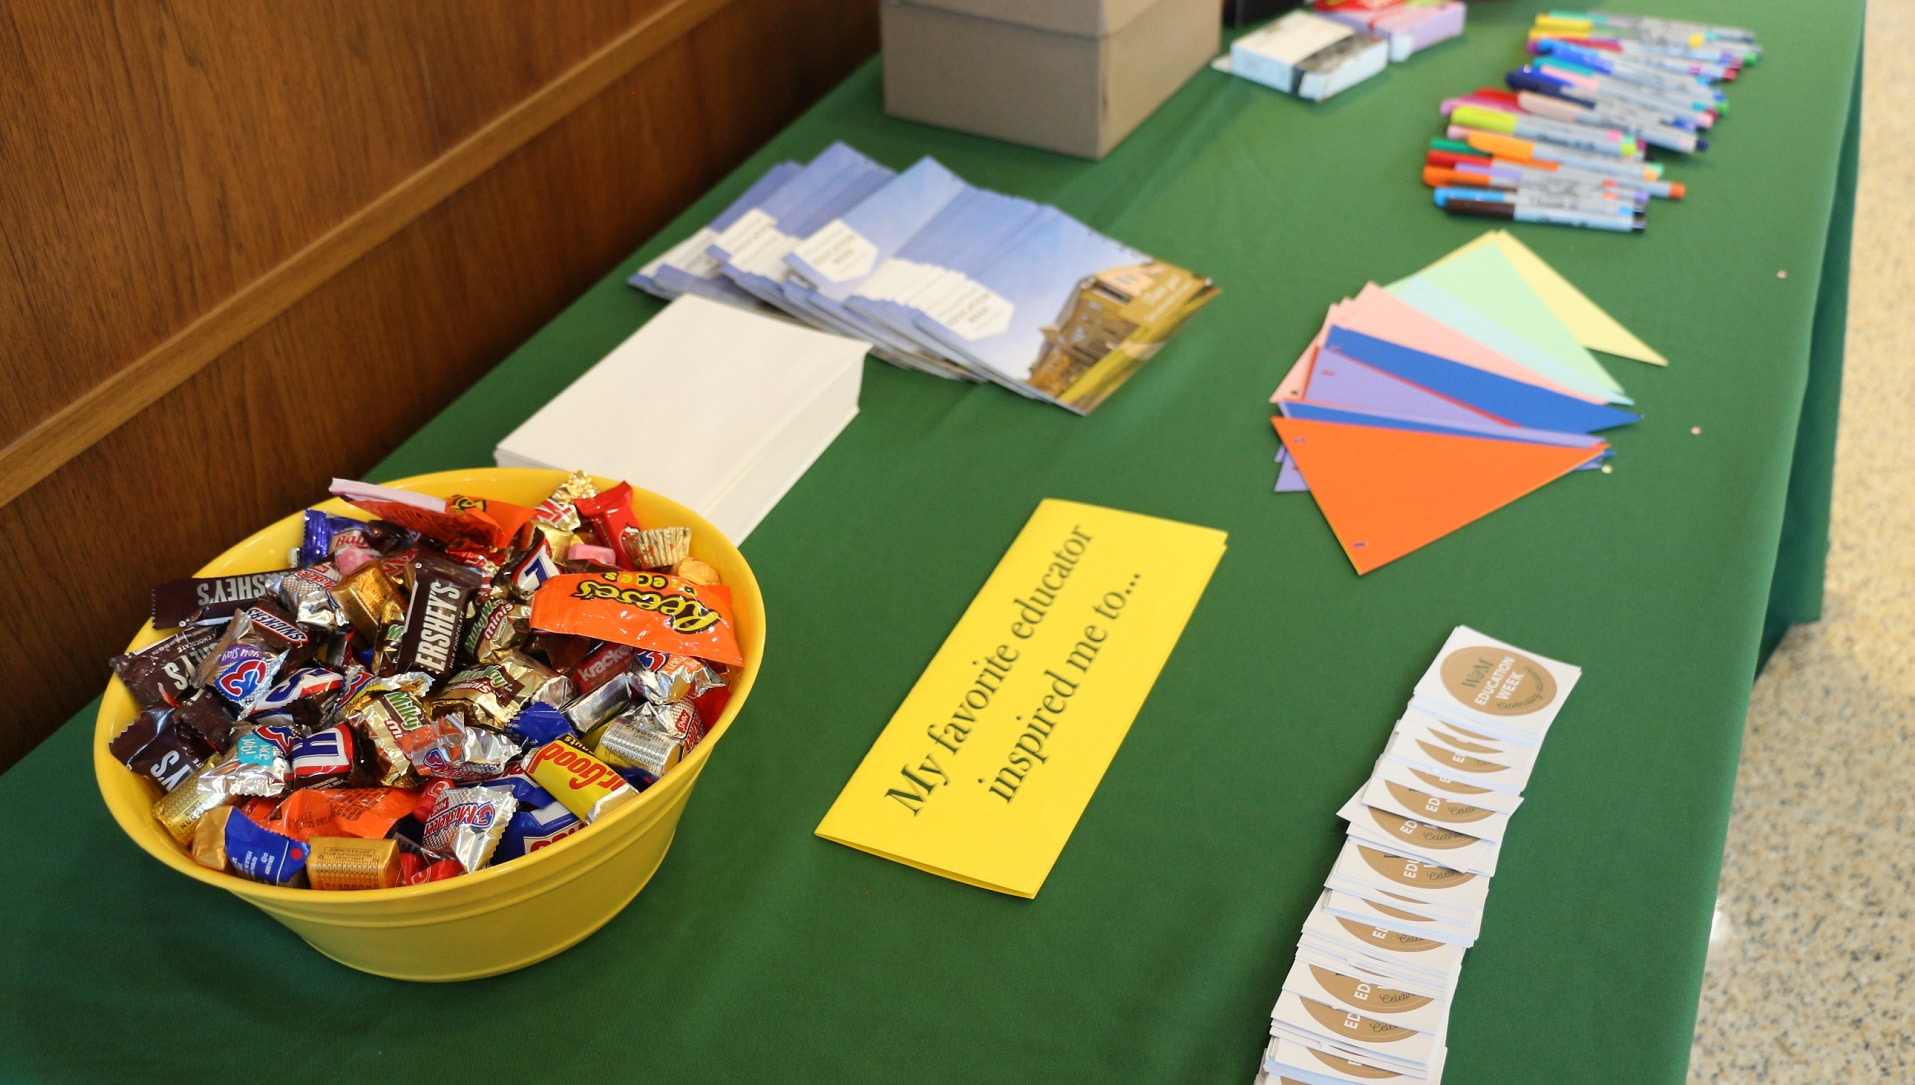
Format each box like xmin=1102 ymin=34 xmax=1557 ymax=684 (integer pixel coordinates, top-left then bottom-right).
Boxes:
xmin=1516 ymin=91 xmax=1705 ymax=153
xmin=1442 ymin=197 xmax=1644 ymax=233
xmin=1533 ymin=41 xmax=1725 ymax=96
xmin=1546 ymin=11 xmax=1758 ymax=45
xmin=1509 ymin=70 xmax=1712 ymax=129
xmin=1533 ymin=28 xmax=1757 ymax=67
xmin=1511 ymin=79 xmax=1702 ymax=134
xmin=1452 ymin=105 xmax=1639 ymax=159
xmin=1537 ymin=36 xmax=1741 ymax=80
xmin=1448 ymin=102 xmax=1641 ymax=157
xmin=1434 ymin=186 xmax=1640 ymax=218
xmin=1532 ymin=60 xmax=1724 ymax=117
xmin=1429 ymin=143 xmax=1684 ymax=199
xmin=1444 ymin=128 xmax=1660 ymax=178
xmin=1430 ymin=162 xmax=1652 ymax=208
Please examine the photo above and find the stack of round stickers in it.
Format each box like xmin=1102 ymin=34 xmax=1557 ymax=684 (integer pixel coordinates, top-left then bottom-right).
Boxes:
xmin=1257 ymin=626 xmax=1581 ymax=1085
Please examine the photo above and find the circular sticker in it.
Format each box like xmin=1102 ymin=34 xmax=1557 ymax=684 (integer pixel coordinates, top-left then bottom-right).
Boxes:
xmin=1438 ymin=645 xmax=1557 ymax=716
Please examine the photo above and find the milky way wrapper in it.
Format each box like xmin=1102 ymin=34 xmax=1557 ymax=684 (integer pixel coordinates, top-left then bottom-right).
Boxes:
xmin=529 ymin=570 xmax=743 ymax=666
xmin=1409 ymin=626 xmax=1581 ymax=750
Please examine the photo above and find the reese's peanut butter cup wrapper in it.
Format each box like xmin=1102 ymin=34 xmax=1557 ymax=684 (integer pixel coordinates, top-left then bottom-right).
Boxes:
xmin=527 ymin=735 xmax=638 ymax=823
xmin=530 ymin=571 xmax=743 ymax=667
xmin=192 ymin=806 xmax=234 ymax=871
xmin=622 ymin=525 xmax=690 ymax=570
xmin=307 ymin=836 xmax=402 ymax=891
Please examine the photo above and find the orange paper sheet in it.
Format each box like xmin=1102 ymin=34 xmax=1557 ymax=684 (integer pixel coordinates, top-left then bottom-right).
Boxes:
xmin=1273 ymin=417 xmax=1606 ymax=574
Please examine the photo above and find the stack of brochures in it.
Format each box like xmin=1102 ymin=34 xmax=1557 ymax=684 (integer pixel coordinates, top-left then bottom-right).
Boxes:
xmin=1269 ymin=231 xmax=1667 ymax=575
xmin=1257 ymin=627 xmax=1581 ymax=1085
xmin=632 ymin=142 xmax=1218 ymax=415
xmin=1214 ymin=3 xmax=1464 ymax=104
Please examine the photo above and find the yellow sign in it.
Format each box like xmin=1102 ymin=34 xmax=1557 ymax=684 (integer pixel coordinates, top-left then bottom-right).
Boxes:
xmin=815 ymin=499 xmax=1227 ymax=897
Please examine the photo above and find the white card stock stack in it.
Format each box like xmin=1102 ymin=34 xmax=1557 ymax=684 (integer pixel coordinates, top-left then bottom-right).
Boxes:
xmin=1256 ymin=626 xmax=1581 ymax=1085
xmin=494 ymin=294 xmax=866 ymax=543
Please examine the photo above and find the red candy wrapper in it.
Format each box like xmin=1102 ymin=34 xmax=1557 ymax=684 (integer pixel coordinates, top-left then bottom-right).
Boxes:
xmin=329 ymin=479 xmax=532 ymax=553
xmin=529 ymin=571 xmax=743 ymax=667
xmin=572 ymin=483 xmax=640 ymax=568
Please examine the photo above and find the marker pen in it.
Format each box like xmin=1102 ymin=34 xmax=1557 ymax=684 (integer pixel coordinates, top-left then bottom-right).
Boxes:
xmin=1441 ymin=198 xmax=1645 ymax=233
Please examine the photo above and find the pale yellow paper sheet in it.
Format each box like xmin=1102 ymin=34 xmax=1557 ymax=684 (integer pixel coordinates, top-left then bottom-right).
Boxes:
xmin=815 ymin=499 xmax=1227 ymax=898
xmin=1432 ymin=230 xmax=1668 ymax=366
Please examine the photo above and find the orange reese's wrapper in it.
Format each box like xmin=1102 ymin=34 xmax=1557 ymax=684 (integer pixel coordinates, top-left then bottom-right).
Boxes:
xmin=528 ymin=571 xmax=743 ymax=667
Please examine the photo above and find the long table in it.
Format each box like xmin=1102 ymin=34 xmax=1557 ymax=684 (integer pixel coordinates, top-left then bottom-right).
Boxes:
xmin=0 ymin=2 xmax=1863 ymax=1080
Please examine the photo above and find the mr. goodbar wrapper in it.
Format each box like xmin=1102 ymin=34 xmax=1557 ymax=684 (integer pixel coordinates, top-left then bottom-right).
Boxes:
xmin=528 ymin=571 xmax=743 ymax=666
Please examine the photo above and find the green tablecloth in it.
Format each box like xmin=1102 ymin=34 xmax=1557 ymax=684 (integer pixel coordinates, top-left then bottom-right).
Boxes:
xmin=1 ymin=2 xmax=1862 ymax=1080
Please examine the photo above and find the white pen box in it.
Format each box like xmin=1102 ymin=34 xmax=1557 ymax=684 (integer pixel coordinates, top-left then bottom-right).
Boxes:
xmin=494 ymin=295 xmax=867 ymax=543
xmin=1225 ymin=10 xmax=1388 ymax=102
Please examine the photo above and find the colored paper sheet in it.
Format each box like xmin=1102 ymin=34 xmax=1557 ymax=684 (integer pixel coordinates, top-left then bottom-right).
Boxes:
xmin=1336 ymin=283 xmax=1600 ymax=400
xmin=1302 ymin=346 xmax=1510 ymax=428
xmin=1272 ymin=417 xmax=1604 ymax=574
xmin=1271 ymin=308 xmax=1337 ymax=404
xmin=815 ymin=499 xmax=1227 ymax=897
xmin=1396 ymin=242 xmax=1626 ymax=399
xmin=1389 ymin=276 xmax=1631 ymax=407
xmin=1274 ymin=449 xmax=1309 ymax=492
xmin=1435 ymin=231 xmax=1668 ymax=366
xmin=1280 ymin=400 xmax=1609 ymax=451
xmin=1325 ymin=327 xmax=1639 ymax=434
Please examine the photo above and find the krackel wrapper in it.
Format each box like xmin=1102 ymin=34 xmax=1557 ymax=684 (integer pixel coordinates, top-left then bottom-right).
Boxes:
xmin=1263 ymin=1036 xmax=1447 ymax=1085
xmin=1407 ymin=626 xmax=1581 ymax=748
xmin=1337 ymin=796 xmax=1501 ymax=877
xmin=1323 ymin=841 xmax=1490 ymax=925
xmin=1270 ymin=990 xmax=1443 ymax=1077
xmin=1367 ymin=752 xmax=1523 ymax=816
xmin=1280 ymin=959 xmax=1454 ymax=1041
xmin=1322 ymin=889 xmax=1479 ymax=948
xmin=529 ymin=570 xmax=743 ymax=666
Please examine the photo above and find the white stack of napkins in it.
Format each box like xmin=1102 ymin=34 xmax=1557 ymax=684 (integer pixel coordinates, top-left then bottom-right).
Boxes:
xmin=1258 ymin=626 xmax=1581 ymax=1085
xmin=495 ymin=294 xmax=866 ymax=543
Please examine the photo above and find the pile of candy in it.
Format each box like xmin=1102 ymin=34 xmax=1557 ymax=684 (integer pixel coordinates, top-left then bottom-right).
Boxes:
xmin=107 ymin=473 xmax=744 ymax=891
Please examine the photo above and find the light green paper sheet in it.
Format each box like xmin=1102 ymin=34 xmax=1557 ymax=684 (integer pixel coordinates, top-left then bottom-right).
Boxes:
xmin=1388 ymin=244 xmax=1629 ymax=404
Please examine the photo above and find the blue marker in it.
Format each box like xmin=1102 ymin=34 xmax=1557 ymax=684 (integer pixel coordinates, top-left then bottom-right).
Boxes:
xmin=1434 ymin=185 xmax=1640 ymax=218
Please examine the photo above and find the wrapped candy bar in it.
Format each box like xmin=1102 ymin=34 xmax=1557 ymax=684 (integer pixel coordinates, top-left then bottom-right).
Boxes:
xmin=421 ymin=785 xmax=518 ymax=873
xmin=107 ymin=474 xmax=736 ymax=893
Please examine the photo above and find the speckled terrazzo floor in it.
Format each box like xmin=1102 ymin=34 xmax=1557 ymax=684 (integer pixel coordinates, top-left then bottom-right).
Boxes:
xmin=1687 ymin=4 xmax=1915 ymax=1082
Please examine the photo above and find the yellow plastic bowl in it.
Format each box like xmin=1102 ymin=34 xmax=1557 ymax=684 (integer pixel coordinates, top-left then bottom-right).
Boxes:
xmin=92 ymin=468 xmax=764 ymax=981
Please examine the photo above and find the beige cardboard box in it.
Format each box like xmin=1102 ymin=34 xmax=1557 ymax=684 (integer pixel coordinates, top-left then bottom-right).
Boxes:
xmin=881 ymin=0 xmax=1219 ymax=160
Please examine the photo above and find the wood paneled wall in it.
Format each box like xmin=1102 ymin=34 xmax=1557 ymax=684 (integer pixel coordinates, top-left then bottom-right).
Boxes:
xmin=0 ymin=0 xmax=877 ymax=770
